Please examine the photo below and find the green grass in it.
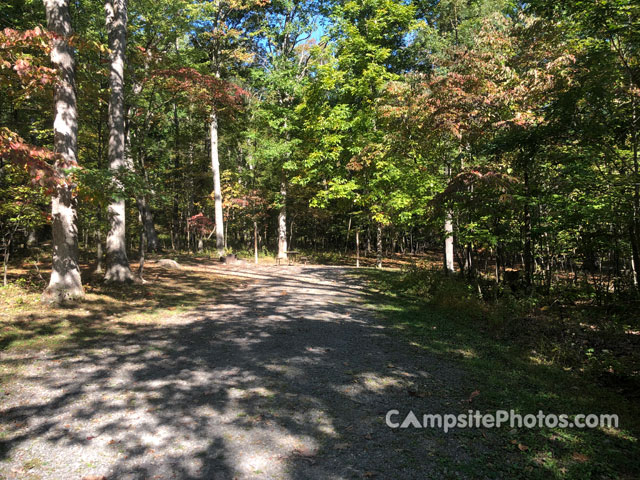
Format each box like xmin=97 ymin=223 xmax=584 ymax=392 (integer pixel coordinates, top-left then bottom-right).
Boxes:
xmin=355 ymin=267 xmax=640 ymax=479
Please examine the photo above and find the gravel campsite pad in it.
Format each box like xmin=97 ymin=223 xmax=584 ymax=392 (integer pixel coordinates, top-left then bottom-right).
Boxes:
xmin=0 ymin=265 xmax=510 ymax=479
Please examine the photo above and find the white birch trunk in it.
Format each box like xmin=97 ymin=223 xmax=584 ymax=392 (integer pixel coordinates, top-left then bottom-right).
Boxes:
xmin=42 ymin=0 xmax=84 ymax=303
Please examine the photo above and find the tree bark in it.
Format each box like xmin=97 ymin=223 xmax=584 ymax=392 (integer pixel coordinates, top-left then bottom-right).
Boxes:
xmin=356 ymin=229 xmax=360 ymax=268
xmin=95 ymin=228 xmax=103 ymax=273
xmin=136 ymin=195 xmax=159 ymax=252
xmin=138 ymin=221 xmax=146 ymax=279
xmin=278 ymin=175 xmax=288 ymax=259
xmin=444 ymin=163 xmax=455 ymax=274
xmin=523 ymin=167 xmax=533 ymax=290
xmin=210 ymin=109 xmax=225 ymax=258
xmin=631 ymin=87 xmax=640 ymax=288
xmin=444 ymin=210 xmax=455 ymax=274
xmin=254 ymin=220 xmax=259 ymax=264
xmin=42 ymin=0 xmax=84 ymax=302
xmin=376 ymin=223 xmax=383 ymax=269
xmin=104 ymin=0 xmax=134 ymax=283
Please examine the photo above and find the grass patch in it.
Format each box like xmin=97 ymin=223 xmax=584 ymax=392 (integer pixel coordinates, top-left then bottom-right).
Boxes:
xmin=355 ymin=267 xmax=640 ymax=479
xmin=0 ymin=254 xmax=243 ymax=356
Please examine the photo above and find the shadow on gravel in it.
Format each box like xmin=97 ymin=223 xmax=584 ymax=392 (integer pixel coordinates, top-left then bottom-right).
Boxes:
xmin=1 ymin=266 xmax=519 ymax=479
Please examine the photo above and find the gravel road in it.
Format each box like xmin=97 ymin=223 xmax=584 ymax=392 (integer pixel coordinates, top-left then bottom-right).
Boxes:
xmin=1 ymin=265 xmax=502 ymax=480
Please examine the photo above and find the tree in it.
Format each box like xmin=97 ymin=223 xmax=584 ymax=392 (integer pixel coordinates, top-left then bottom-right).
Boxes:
xmin=252 ymin=0 xmax=321 ymax=259
xmin=41 ymin=0 xmax=85 ymax=302
xmin=297 ymin=0 xmax=416 ymax=267
xmin=189 ymin=0 xmax=265 ymax=258
xmin=103 ymin=0 xmax=134 ymax=282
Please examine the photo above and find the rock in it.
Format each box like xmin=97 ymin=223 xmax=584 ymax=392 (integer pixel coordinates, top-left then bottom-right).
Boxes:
xmin=220 ymin=254 xmax=238 ymax=264
xmin=155 ymin=259 xmax=181 ymax=269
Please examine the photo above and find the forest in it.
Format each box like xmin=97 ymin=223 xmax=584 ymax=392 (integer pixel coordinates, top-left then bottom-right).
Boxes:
xmin=1 ymin=0 xmax=639 ymax=479
xmin=2 ymin=0 xmax=640 ymax=299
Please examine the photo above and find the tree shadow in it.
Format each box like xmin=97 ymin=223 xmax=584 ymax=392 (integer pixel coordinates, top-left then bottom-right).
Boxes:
xmin=0 ymin=265 xmax=515 ymax=479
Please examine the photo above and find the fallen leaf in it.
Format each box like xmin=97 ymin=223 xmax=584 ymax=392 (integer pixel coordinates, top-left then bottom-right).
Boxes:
xmin=364 ymin=472 xmax=376 ymax=478
xmin=82 ymin=476 xmax=107 ymax=480
xmin=293 ymin=448 xmax=315 ymax=457
xmin=468 ymin=390 xmax=480 ymax=403
xmin=517 ymin=443 xmax=529 ymax=452
xmin=572 ymin=452 xmax=589 ymax=463
xmin=280 ymin=290 xmax=288 ymax=295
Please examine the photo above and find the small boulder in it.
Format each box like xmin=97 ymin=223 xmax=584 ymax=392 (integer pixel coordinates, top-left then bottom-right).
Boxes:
xmin=220 ymin=254 xmax=238 ymax=264
xmin=156 ymin=259 xmax=182 ymax=270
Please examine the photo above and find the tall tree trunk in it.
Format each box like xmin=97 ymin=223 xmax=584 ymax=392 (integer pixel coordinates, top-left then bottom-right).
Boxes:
xmin=278 ymin=174 xmax=288 ymax=259
xmin=138 ymin=221 xmax=146 ymax=279
xmin=523 ymin=167 xmax=533 ymax=290
xmin=444 ymin=163 xmax=455 ymax=274
xmin=210 ymin=109 xmax=225 ymax=258
xmin=631 ymin=87 xmax=640 ymax=288
xmin=136 ymin=196 xmax=159 ymax=252
xmin=95 ymin=228 xmax=103 ymax=273
xmin=345 ymin=216 xmax=351 ymax=254
xmin=129 ymin=121 xmax=159 ymax=253
xmin=356 ymin=229 xmax=360 ymax=268
xmin=104 ymin=0 xmax=134 ymax=283
xmin=376 ymin=223 xmax=383 ymax=269
xmin=42 ymin=0 xmax=84 ymax=302
xmin=254 ymin=220 xmax=259 ymax=264
xmin=444 ymin=210 xmax=455 ymax=274
xmin=171 ymin=103 xmax=180 ymax=251
xmin=26 ymin=230 xmax=37 ymax=248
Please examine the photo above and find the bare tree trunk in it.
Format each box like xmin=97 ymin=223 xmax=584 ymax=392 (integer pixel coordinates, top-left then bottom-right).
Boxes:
xmin=171 ymin=103 xmax=180 ymax=251
xmin=288 ymin=214 xmax=296 ymax=250
xmin=631 ymin=89 xmax=640 ymax=288
xmin=444 ymin=163 xmax=455 ymax=274
xmin=523 ymin=168 xmax=533 ymax=290
xmin=356 ymin=229 xmax=360 ymax=268
xmin=138 ymin=223 xmax=146 ymax=279
xmin=278 ymin=175 xmax=288 ymax=259
xmin=3 ymin=222 xmax=21 ymax=287
xmin=136 ymin=196 xmax=159 ymax=252
xmin=210 ymin=109 xmax=225 ymax=258
xmin=26 ymin=230 xmax=37 ymax=248
xmin=104 ymin=0 xmax=134 ymax=283
xmin=444 ymin=210 xmax=455 ymax=274
xmin=254 ymin=220 xmax=259 ymax=264
xmin=376 ymin=223 xmax=383 ymax=269
xmin=3 ymin=245 xmax=8 ymax=287
xmin=95 ymin=228 xmax=103 ymax=273
xmin=42 ymin=0 xmax=84 ymax=302
xmin=345 ymin=216 xmax=351 ymax=254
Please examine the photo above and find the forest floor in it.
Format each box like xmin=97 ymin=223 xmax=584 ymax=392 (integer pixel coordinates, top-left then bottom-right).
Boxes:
xmin=0 ymin=259 xmax=638 ymax=479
